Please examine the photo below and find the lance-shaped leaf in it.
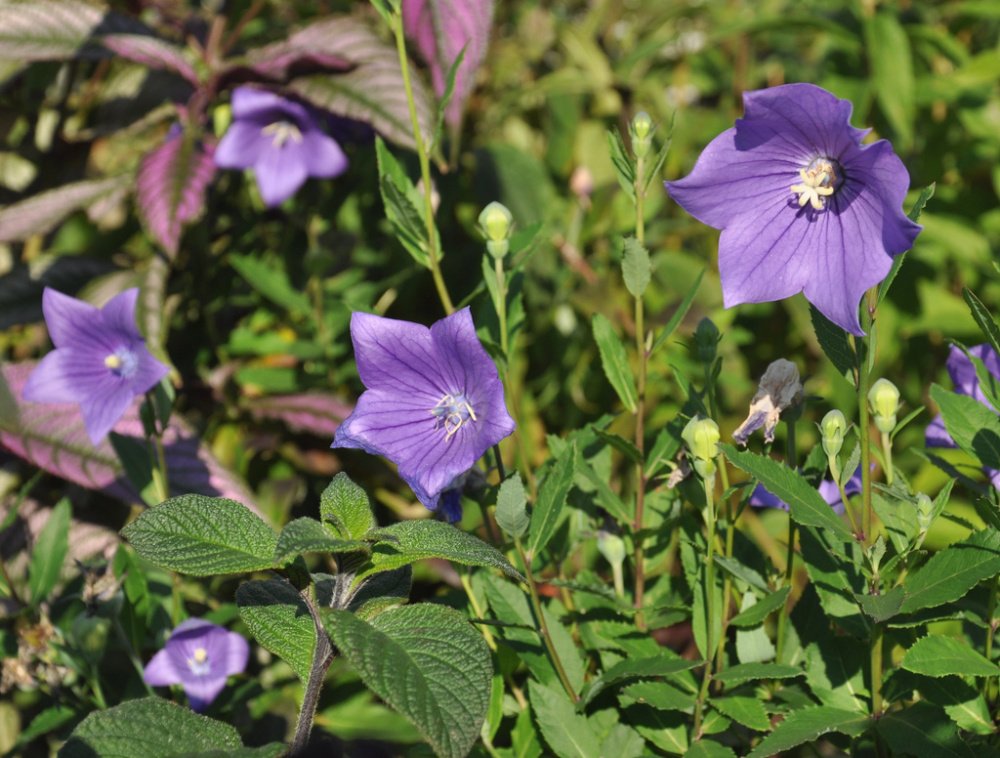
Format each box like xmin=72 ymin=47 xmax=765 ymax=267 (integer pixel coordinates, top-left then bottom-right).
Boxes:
xmin=901 ymin=635 xmax=1000 ymax=678
xmin=0 ymin=0 xmax=145 ymax=61
xmin=931 ymin=384 xmax=1000 ymax=470
xmin=527 ymin=443 xmax=576 ymax=558
xmin=100 ymin=34 xmax=198 ymax=84
xmin=135 ymin=131 xmax=216 ymax=258
xmin=236 ymin=579 xmax=316 ymax=682
xmin=0 ymin=175 xmax=131 ymax=243
xmin=747 ymin=707 xmax=869 ymax=758
xmin=900 ymin=528 xmax=1000 ymax=614
xmin=322 ymin=603 xmax=493 ymax=758
xmin=402 ymin=0 xmax=494 ymax=127
xmin=592 ymin=314 xmax=637 ymax=413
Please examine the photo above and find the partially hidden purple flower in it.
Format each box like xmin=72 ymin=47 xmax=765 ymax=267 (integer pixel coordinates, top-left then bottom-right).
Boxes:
xmin=143 ymin=619 xmax=249 ymax=712
xmin=665 ymin=83 xmax=921 ymax=336
xmin=215 ymin=87 xmax=348 ymax=208
xmin=750 ymin=467 xmax=862 ymax=515
xmin=332 ymin=307 xmax=515 ymax=515
xmin=23 ymin=288 xmax=169 ymax=445
xmin=926 ymin=344 xmax=1000 ymax=489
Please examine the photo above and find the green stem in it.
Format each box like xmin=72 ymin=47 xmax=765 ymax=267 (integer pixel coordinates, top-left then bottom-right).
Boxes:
xmin=775 ymin=420 xmax=798 ymax=663
xmin=495 ymin=256 xmax=508 ymax=358
xmin=515 ymin=538 xmax=578 ymax=703
xmin=838 ymin=479 xmax=862 ymax=539
xmin=985 ymin=578 xmax=998 ymax=703
xmin=632 ymin=153 xmax=649 ymax=630
xmin=390 ymin=12 xmax=454 ymax=316
xmin=880 ymin=431 xmax=894 ymax=486
xmin=291 ymin=589 xmax=335 ymax=755
xmin=857 ymin=288 xmax=877 ymax=542
xmin=693 ymin=471 xmax=717 ymax=736
xmin=870 ymin=623 xmax=884 ymax=717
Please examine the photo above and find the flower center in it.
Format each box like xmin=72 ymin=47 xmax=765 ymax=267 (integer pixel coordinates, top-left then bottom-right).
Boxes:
xmin=790 ymin=158 xmax=840 ymax=211
xmin=103 ymin=348 xmax=138 ymax=379
xmin=261 ymin=120 xmax=303 ymax=148
xmin=430 ymin=393 xmax=477 ymax=440
xmin=187 ymin=646 xmax=210 ymax=676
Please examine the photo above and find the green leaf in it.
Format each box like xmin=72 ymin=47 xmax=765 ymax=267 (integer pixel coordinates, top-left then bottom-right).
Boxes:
xmin=713 ymin=554 xmax=769 ymax=593
xmin=650 ymin=269 xmax=704 ymax=357
xmin=876 ymin=702 xmax=976 ymax=758
xmin=873 ymin=492 xmax=919 ymax=555
xmin=320 ymin=472 xmax=377 ymax=541
xmin=856 ymin=586 xmax=905 ymax=624
xmin=235 ymin=579 xmax=315 ymax=682
xmin=931 ymin=385 xmax=1000 ymax=469
xmin=15 ymin=704 xmax=76 ymax=749
xmin=877 ymin=184 xmax=935 ymax=305
xmin=578 ymin=656 xmax=702 ymax=708
xmin=728 ymin=587 xmax=790 ymax=628
xmin=810 ymin=306 xmax=856 ymax=384
xmin=684 ymin=740 xmax=738 ymax=758
xmin=900 ymin=529 xmax=1000 ymax=614
xmin=373 ymin=136 xmax=432 ymax=267
xmin=735 ymin=591 xmax=776 ymax=664
xmin=722 ymin=445 xmax=854 ymax=541
xmin=528 ymin=681 xmax=601 ymax=758
xmin=229 ymin=254 xmax=310 ymax=314
xmin=121 ymin=496 xmax=277 ymax=576
xmin=901 ymin=635 xmax=1000 ymax=678
xmin=607 ymin=128 xmax=635 ymax=201
xmin=963 ymin=287 xmax=1000 ymax=357
xmin=496 ymin=473 xmax=529 ymax=540
xmin=273 ymin=518 xmax=370 ymax=565
xmin=620 ymin=236 xmax=650 ymax=298
xmin=527 ymin=443 xmax=577 ymax=558
xmin=593 ymin=429 xmax=643 ymax=465
xmin=803 ymin=636 xmax=868 ymax=713
xmin=60 ymin=697 xmax=244 ymax=757
xmin=344 ymin=566 xmax=412 ymax=621
xmin=108 ymin=433 xmax=157 ymax=507
xmin=798 ymin=528 xmax=869 ymax=638
xmin=909 ymin=674 xmax=996 ymax=736
xmin=361 ymin=520 xmax=522 ymax=581
xmin=592 ymin=314 xmax=637 ymax=413
xmin=865 ymin=11 xmax=915 ymax=149
xmin=619 ymin=680 xmax=696 ymax=713
xmin=710 ymin=696 xmax=770 ymax=732
xmin=747 ymin=706 xmax=869 ymax=758
xmin=29 ymin=498 xmax=70 ymax=605
xmin=322 ymin=603 xmax=493 ymax=758
xmin=713 ymin=663 xmax=803 ymax=687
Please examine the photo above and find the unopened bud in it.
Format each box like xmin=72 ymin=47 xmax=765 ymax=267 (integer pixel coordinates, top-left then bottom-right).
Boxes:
xmin=868 ymin=378 xmax=900 ymax=434
xmin=693 ymin=318 xmax=720 ymax=365
xmin=597 ymin=530 xmax=626 ymax=567
xmin=630 ymin=111 xmax=654 ymax=158
xmin=820 ymin=410 xmax=847 ymax=460
xmin=683 ymin=416 xmax=720 ymax=464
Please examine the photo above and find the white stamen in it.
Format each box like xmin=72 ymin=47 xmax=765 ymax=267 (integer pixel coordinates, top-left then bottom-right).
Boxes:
xmin=431 ymin=394 xmax=477 ymax=440
xmin=262 ymin=121 xmax=303 ymax=148
xmin=104 ymin=354 xmax=122 ymax=370
xmin=791 ymin=159 xmax=837 ymax=211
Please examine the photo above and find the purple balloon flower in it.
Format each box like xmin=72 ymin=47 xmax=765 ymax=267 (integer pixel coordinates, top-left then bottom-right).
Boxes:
xmin=926 ymin=344 xmax=1000 ymax=489
xmin=665 ymin=83 xmax=921 ymax=336
xmin=215 ymin=87 xmax=348 ymax=208
xmin=332 ymin=307 xmax=515 ymax=515
xmin=23 ymin=288 xmax=169 ymax=445
xmin=750 ymin=467 xmax=862 ymax=515
xmin=143 ymin=619 xmax=249 ymax=712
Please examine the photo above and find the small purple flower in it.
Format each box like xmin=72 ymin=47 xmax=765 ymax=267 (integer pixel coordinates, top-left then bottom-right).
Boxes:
xmin=665 ymin=83 xmax=921 ymax=336
xmin=23 ymin=288 xmax=169 ymax=444
xmin=926 ymin=344 xmax=1000 ymax=489
xmin=215 ymin=87 xmax=348 ymax=208
xmin=750 ymin=467 xmax=862 ymax=515
xmin=143 ymin=619 xmax=249 ymax=712
xmin=332 ymin=308 xmax=515 ymax=514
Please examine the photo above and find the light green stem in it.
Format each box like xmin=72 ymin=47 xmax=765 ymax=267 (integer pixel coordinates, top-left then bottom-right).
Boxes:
xmin=880 ymin=431 xmax=894 ymax=486
xmin=632 ymin=153 xmax=650 ymax=630
xmin=693 ymin=471 xmax=717 ymax=736
xmin=775 ymin=419 xmax=797 ymax=663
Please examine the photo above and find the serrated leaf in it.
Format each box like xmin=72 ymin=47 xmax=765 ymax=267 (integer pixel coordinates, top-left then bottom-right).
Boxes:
xmin=323 ymin=603 xmax=492 ymax=758
xmin=876 ymin=702 xmax=976 ymax=758
xmin=900 ymin=529 xmax=1000 ymax=614
xmin=236 ymin=579 xmax=315 ymax=682
xmin=374 ymin=136 xmax=432 ymax=266
xmin=810 ymin=305 xmax=856 ymax=384
xmin=712 ymin=663 xmax=803 ymax=687
xmin=710 ymin=696 xmax=770 ymax=732
xmin=650 ymin=268 xmax=704 ymax=357
xmin=901 ymin=635 xmax=1000 ymax=678
xmin=747 ymin=707 xmax=869 ymax=758
xmin=29 ymin=498 xmax=70 ymax=604
xmin=963 ymin=287 xmax=1000 ymax=357
xmin=592 ymin=314 xmax=637 ymax=413
xmin=273 ymin=518 xmax=370 ymax=565
xmin=320 ymin=472 xmax=377 ymax=541
xmin=346 ymin=566 xmax=412 ymax=621
xmin=496 ymin=472 xmax=529 ymax=540
xmin=593 ymin=428 xmax=642 ymax=465
xmin=0 ymin=176 xmax=131 ymax=243
xmin=578 ymin=655 xmax=701 ymax=708
xmin=728 ymin=586 xmax=790 ymax=628
xmin=527 ymin=443 xmax=577 ymax=558
xmin=856 ymin=586 xmax=904 ymax=623
xmin=932 ymin=384 xmax=1000 ymax=469
xmin=528 ymin=681 xmax=600 ymax=758
xmin=722 ymin=445 xmax=854 ymax=542
xmin=713 ymin=554 xmax=769 ymax=593
xmin=684 ymin=740 xmax=738 ymax=758
xmin=60 ymin=697 xmax=243 ymax=757
xmin=122 ymin=496 xmax=277 ymax=576
xmin=910 ymin=674 xmax=995 ymax=736
xmin=619 ymin=680 xmax=696 ymax=712
xmin=865 ymin=11 xmax=915 ymax=149
xmin=136 ymin=131 xmax=216 ymax=258
xmin=361 ymin=520 xmax=521 ymax=581
xmin=620 ymin=236 xmax=650 ymax=298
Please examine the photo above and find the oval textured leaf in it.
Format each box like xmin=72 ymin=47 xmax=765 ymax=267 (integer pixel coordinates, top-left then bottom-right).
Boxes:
xmin=323 ymin=603 xmax=493 ymax=758
xmin=273 ymin=517 xmax=370 ymax=565
xmin=236 ymin=579 xmax=316 ymax=682
xmin=121 ymin=496 xmax=277 ymax=575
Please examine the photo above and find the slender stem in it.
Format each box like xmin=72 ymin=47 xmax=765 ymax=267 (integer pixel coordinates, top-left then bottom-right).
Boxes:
xmin=857 ymin=289 xmax=876 ymax=542
xmin=870 ymin=623 xmax=884 ymax=717
xmin=838 ymin=479 xmax=862 ymax=539
xmin=985 ymin=578 xmax=998 ymax=703
xmin=775 ymin=420 xmax=798 ymax=663
xmin=880 ymin=431 xmax=894 ymax=486
xmin=495 ymin=257 xmax=509 ymax=358
xmin=390 ymin=12 xmax=454 ymax=316
xmin=461 ymin=571 xmax=497 ymax=651
xmin=291 ymin=590 xmax=335 ymax=755
xmin=514 ymin=538 xmax=578 ymax=702
xmin=693 ymin=471 xmax=717 ymax=736
xmin=632 ymin=153 xmax=649 ymax=630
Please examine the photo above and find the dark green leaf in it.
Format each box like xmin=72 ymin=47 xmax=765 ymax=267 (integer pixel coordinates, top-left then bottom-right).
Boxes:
xmin=878 ymin=184 xmax=934 ymax=305
xmin=578 ymin=655 xmax=701 ymax=708
xmin=684 ymin=740 xmax=738 ymax=758
xmin=236 ymin=579 xmax=315 ymax=682
xmin=320 ymin=472 xmax=377 ymax=541
xmin=496 ymin=473 xmax=529 ymax=540
xmin=963 ymin=287 xmax=1000 ymax=357
xmin=592 ymin=314 xmax=637 ymax=413
xmin=728 ymin=587 xmax=790 ymax=628
xmin=901 ymin=635 xmax=1000 ymax=678
xmin=594 ymin=429 xmax=642 ymax=465
xmin=29 ymin=498 xmax=70 ymax=605
xmin=900 ymin=529 xmax=1000 ymax=614
xmin=931 ymin=384 xmax=1000 ymax=469
xmin=108 ymin=433 xmax=157 ymax=507
xmin=710 ymin=696 xmax=770 ymax=732
xmin=747 ymin=706 xmax=869 ymax=758
xmin=529 ymin=681 xmax=600 ymax=758
xmin=273 ymin=518 xmax=369 ymax=565
xmin=527 ymin=443 xmax=577 ymax=558
xmin=713 ymin=663 xmax=803 ymax=687
xmin=372 ymin=136 xmax=432 ymax=267
xmin=229 ymin=254 xmax=310 ymax=314
xmin=909 ymin=674 xmax=995 ymax=736
xmin=856 ymin=586 xmax=905 ymax=623
xmin=865 ymin=11 xmax=915 ymax=149
xmin=810 ymin=306 xmax=855 ymax=384
xmin=607 ymin=128 xmax=635 ymax=201
xmin=876 ymin=702 xmax=976 ymax=758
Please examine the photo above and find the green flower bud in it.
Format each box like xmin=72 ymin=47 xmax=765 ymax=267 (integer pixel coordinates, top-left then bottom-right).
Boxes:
xmin=692 ymin=318 xmax=720 ymax=365
xmin=630 ymin=111 xmax=654 ymax=159
xmin=683 ymin=416 xmax=720 ymax=463
xmin=479 ymin=202 xmax=513 ymax=261
xmin=597 ymin=530 xmax=626 ymax=567
xmin=868 ymin=378 xmax=901 ymax=434
xmin=820 ymin=410 xmax=847 ymax=460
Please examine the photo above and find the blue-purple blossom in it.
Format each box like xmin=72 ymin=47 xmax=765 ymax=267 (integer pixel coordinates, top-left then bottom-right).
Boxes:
xmin=665 ymin=83 xmax=921 ymax=336
xmin=23 ymin=288 xmax=169 ymax=444
xmin=143 ymin=619 xmax=249 ymax=712
xmin=332 ymin=308 xmax=515 ymax=515
xmin=926 ymin=344 xmax=1000 ymax=489
xmin=750 ymin=468 xmax=862 ymax=515
xmin=215 ymin=87 xmax=348 ymax=208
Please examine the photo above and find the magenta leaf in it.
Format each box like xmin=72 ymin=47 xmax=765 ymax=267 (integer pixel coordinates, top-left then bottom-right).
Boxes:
xmin=244 ymin=393 xmax=354 ymax=438
xmin=0 ymin=176 xmax=132 ymax=243
xmin=0 ymin=0 xmax=148 ymax=61
xmin=0 ymin=362 xmax=259 ymax=513
xmin=402 ymin=0 xmax=494 ymax=128
xmin=100 ymin=34 xmax=199 ymax=85
xmin=135 ymin=130 xmax=216 ymax=258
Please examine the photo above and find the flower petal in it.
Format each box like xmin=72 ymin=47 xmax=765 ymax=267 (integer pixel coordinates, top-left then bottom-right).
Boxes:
xmin=222 ymin=631 xmax=250 ymax=676
xmin=925 ymin=414 xmax=954 ymax=448
xmin=183 ymin=674 xmax=228 ymax=713
xmin=41 ymin=288 xmax=101 ymax=349
xmin=129 ymin=349 xmax=170 ymax=395
xmin=348 ymin=312 xmax=450 ymax=401
xmin=302 ymin=130 xmax=348 ymax=179
xmin=215 ymin=121 xmax=272 ymax=170
xmin=231 ymin=87 xmax=311 ymax=125
xmin=253 ymin=142 xmax=309 ymax=207
xmin=22 ymin=350 xmax=87 ymax=404
xmin=80 ymin=380 xmax=135 ymax=444
xmin=143 ymin=648 xmax=181 ymax=687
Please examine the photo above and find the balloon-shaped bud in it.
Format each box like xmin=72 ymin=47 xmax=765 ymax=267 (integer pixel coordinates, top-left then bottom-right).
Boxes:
xmin=683 ymin=416 xmax=720 ymax=464
xmin=820 ymin=410 xmax=847 ymax=460
xmin=868 ymin=378 xmax=901 ymax=434
xmin=479 ymin=202 xmax=513 ymax=259
xmin=630 ymin=111 xmax=654 ymax=157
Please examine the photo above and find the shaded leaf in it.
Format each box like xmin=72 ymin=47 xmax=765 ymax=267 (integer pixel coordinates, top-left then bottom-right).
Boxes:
xmin=0 ymin=176 xmax=131 ymax=243
xmin=932 ymin=384 xmax=1000 ymax=469
xmin=963 ymin=287 xmax=1000 ymax=358
xmin=578 ymin=655 xmax=701 ymax=708
xmin=620 ymin=236 xmax=650 ymax=299
xmin=273 ymin=518 xmax=370 ymax=565
xmin=100 ymin=34 xmax=198 ymax=83
xmin=0 ymin=0 xmax=144 ymax=61
xmin=810 ymin=306 xmax=855 ymax=384
xmin=229 ymin=254 xmax=311 ymax=314
xmin=747 ymin=706 xmax=869 ymax=758
xmin=496 ymin=472 xmax=529 ymax=540
xmin=710 ymin=697 xmax=770 ymax=732
xmin=728 ymin=587 xmax=790 ymax=628
xmin=236 ymin=579 xmax=315 ymax=682
xmin=28 ymin=498 xmax=70 ymax=604
xmin=876 ymin=702 xmax=976 ymax=758
xmin=713 ymin=663 xmax=803 ymax=687
xmin=592 ymin=314 xmax=637 ymax=413
xmin=877 ymin=184 xmax=934 ymax=305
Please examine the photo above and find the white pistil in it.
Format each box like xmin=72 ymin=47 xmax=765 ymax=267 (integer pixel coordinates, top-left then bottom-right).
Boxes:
xmin=791 ymin=160 xmax=836 ymax=211
xmin=431 ymin=394 xmax=477 ymax=441
xmin=261 ymin=121 xmax=303 ymax=149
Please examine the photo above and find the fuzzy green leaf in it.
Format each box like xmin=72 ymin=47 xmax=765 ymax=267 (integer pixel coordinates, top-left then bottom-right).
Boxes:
xmin=273 ymin=518 xmax=370 ymax=565
xmin=320 ymin=472 xmax=377 ymax=540
xmin=236 ymin=579 xmax=316 ymax=682
xmin=592 ymin=314 xmax=637 ymax=413
xmin=901 ymin=635 xmax=1000 ymax=678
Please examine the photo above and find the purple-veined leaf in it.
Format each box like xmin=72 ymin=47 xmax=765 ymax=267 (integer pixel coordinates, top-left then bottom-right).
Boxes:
xmin=243 ymin=393 xmax=354 ymax=438
xmin=135 ymin=130 xmax=216 ymax=258
xmin=402 ymin=0 xmax=494 ymax=127
xmin=0 ymin=175 xmax=132 ymax=243
xmin=100 ymin=34 xmax=199 ymax=85
xmin=0 ymin=362 xmax=259 ymax=513
xmin=281 ymin=16 xmax=434 ymax=150
xmin=0 ymin=0 xmax=147 ymax=61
